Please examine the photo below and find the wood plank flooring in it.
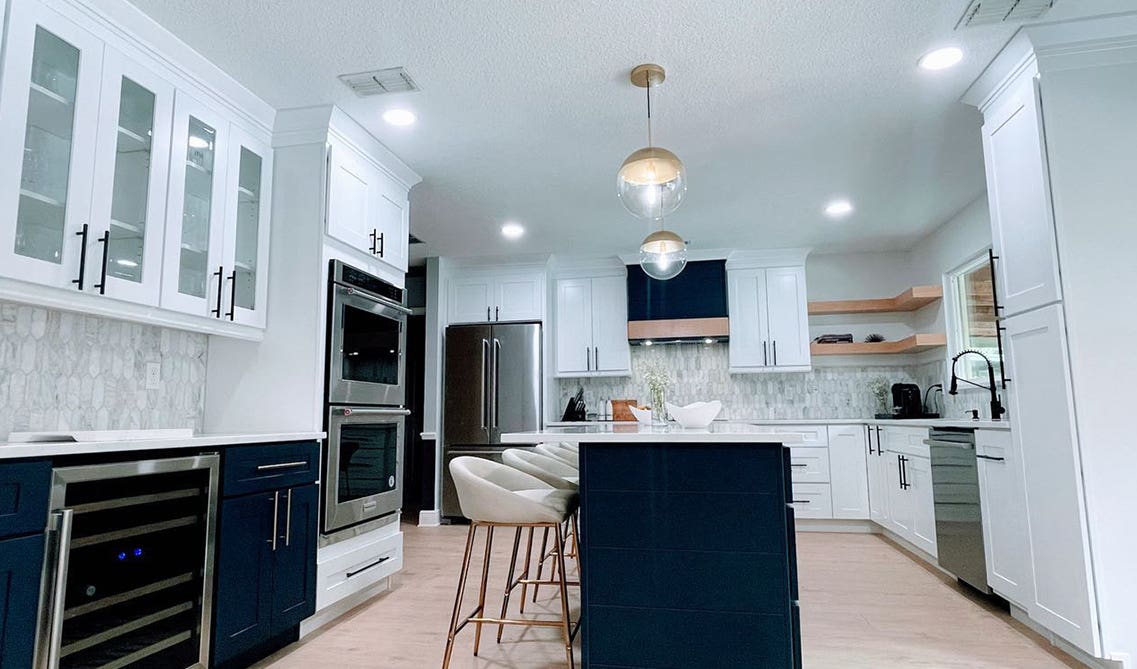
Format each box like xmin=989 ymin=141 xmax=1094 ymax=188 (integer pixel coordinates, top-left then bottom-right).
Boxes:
xmin=253 ymin=523 xmax=1080 ymax=669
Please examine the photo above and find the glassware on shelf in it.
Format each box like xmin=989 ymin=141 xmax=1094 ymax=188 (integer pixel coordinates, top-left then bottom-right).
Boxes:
xmin=106 ymin=77 xmax=156 ymax=285
xmin=177 ymin=117 xmax=216 ymax=298
xmin=232 ymin=147 xmax=262 ymax=310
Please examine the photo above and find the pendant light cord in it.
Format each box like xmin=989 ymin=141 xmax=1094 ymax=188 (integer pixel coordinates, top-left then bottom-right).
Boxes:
xmin=645 ymin=83 xmax=653 ymax=148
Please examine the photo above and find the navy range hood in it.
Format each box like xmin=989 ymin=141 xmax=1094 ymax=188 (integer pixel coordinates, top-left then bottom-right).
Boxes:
xmin=626 ymin=260 xmax=730 ymax=343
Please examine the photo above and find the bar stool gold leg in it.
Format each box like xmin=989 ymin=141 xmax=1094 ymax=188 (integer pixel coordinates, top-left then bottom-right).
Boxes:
xmin=442 ymin=524 xmax=478 ymax=669
xmin=532 ymin=526 xmax=549 ymax=603
xmin=472 ymin=525 xmax=494 ymax=657
xmin=497 ymin=527 xmax=523 ymax=643
xmin=554 ymin=524 xmax=576 ymax=669
xmin=519 ymin=527 xmax=534 ymax=613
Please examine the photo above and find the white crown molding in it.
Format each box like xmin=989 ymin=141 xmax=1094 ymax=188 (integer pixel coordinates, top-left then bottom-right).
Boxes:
xmin=549 ymin=255 xmax=628 ymax=279
xmin=725 ymin=247 xmax=812 ymax=270
xmin=444 ymin=254 xmax=551 ymax=273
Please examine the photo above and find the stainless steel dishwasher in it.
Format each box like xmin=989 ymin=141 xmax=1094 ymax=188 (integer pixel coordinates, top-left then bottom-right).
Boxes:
xmin=926 ymin=428 xmax=990 ymax=593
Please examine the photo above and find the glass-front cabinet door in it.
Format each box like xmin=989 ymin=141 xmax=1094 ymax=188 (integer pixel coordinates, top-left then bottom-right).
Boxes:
xmin=161 ymin=92 xmax=229 ymax=317
xmin=220 ymin=126 xmax=272 ymax=327
xmin=86 ymin=48 xmax=174 ymax=305
xmin=0 ymin=2 xmax=103 ymax=288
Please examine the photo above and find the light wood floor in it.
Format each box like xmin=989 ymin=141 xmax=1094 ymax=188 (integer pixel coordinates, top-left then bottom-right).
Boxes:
xmin=254 ymin=523 xmax=1080 ymax=669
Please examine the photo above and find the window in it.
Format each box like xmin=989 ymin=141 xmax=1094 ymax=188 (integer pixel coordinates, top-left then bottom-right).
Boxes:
xmin=947 ymin=252 xmax=1002 ymax=384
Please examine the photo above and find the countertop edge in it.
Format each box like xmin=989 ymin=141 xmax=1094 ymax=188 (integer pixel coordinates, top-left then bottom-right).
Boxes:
xmin=0 ymin=432 xmax=326 ymax=460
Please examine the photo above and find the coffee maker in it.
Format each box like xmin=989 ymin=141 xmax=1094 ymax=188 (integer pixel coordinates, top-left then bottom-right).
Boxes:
xmin=891 ymin=383 xmax=923 ymax=418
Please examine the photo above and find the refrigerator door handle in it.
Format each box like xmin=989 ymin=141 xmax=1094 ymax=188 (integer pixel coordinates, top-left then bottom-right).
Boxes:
xmin=492 ymin=338 xmax=502 ymax=428
xmin=480 ymin=339 xmax=489 ymax=430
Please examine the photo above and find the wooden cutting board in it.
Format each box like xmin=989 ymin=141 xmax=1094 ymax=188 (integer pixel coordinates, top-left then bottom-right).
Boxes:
xmin=611 ymin=399 xmax=640 ymax=422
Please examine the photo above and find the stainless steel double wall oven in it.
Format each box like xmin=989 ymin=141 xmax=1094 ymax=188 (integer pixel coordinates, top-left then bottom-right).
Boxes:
xmin=324 ymin=261 xmax=410 ymax=543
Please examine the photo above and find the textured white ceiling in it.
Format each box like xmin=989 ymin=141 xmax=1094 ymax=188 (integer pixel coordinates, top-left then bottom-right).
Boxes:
xmin=128 ymin=0 xmax=1133 ymax=260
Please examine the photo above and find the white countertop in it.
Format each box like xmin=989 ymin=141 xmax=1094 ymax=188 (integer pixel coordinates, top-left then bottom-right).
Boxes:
xmin=502 ymin=422 xmax=805 ymax=444
xmin=0 ymin=432 xmax=326 ymax=460
xmin=548 ymin=418 xmax=1011 ymax=431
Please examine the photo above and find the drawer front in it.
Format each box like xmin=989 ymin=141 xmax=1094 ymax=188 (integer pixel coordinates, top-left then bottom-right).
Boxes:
xmin=223 ymin=441 xmax=321 ymax=497
xmin=315 ymin=529 xmax=403 ymax=611
xmin=0 ymin=460 xmax=51 ymax=538
xmin=882 ymin=426 xmax=930 ymax=458
xmin=770 ymin=424 xmax=829 ymax=447
xmin=789 ymin=483 xmax=833 ymax=519
xmin=788 ymin=446 xmax=830 ymax=483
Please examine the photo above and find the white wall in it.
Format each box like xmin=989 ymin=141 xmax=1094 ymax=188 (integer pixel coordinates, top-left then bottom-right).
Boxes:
xmin=806 ymin=251 xmax=914 ymax=300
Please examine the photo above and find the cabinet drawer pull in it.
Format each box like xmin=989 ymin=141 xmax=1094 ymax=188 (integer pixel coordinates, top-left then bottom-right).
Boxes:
xmin=269 ymin=491 xmax=280 ymax=551
xmin=211 ymin=266 xmax=224 ymax=317
xmin=790 ymin=463 xmax=809 ymax=468
xmin=256 ymin=460 xmax=308 ymax=471
xmin=93 ymin=231 xmax=110 ymax=294
xmin=73 ymin=224 xmax=89 ymax=290
xmin=284 ymin=488 xmax=293 ymax=547
xmin=976 ymin=454 xmax=1006 ymax=462
xmin=791 ymin=499 xmax=811 ymax=504
xmin=346 ymin=555 xmax=391 ymax=578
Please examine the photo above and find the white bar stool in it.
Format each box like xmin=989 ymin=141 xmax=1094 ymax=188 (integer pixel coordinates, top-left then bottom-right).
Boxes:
xmin=443 ymin=457 xmax=580 ymax=669
xmin=536 ymin=442 xmax=580 ymax=468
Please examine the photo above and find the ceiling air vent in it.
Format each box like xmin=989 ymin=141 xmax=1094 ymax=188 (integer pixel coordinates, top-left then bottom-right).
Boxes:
xmin=956 ymin=0 xmax=1055 ymax=28
xmin=338 ymin=67 xmax=419 ymax=97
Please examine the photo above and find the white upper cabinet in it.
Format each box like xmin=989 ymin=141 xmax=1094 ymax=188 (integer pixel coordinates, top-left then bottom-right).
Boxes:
xmin=326 ymin=136 xmax=410 ymax=274
xmin=448 ymin=270 xmax=545 ymax=324
xmin=727 ymin=265 xmax=810 ymax=372
xmin=828 ymin=425 xmax=870 ymax=520
xmin=975 ymin=429 xmax=1034 ymax=609
xmin=555 ymin=275 xmax=630 ymax=377
xmin=161 ymin=91 xmax=229 ymax=318
xmin=981 ymin=73 xmax=1062 ymax=317
xmin=87 ymin=48 xmax=174 ymax=306
xmin=1003 ymin=304 xmax=1099 ymax=653
xmin=219 ymin=125 xmax=272 ymax=327
xmin=0 ymin=2 xmax=103 ymax=290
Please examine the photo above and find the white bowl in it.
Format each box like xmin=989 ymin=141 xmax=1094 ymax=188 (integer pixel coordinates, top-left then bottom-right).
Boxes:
xmin=628 ymin=406 xmax=654 ymax=424
xmin=665 ymin=401 xmax=723 ymax=429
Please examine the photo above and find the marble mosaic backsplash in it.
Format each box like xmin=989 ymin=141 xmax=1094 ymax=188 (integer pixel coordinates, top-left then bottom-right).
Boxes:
xmin=557 ymin=345 xmax=973 ymax=421
xmin=0 ymin=301 xmax=207 ymax=440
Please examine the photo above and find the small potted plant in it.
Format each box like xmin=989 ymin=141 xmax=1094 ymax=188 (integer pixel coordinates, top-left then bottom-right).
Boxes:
xmin=869 ymin=377 xmax=891 ymax=418
xmin=640 ymin=360 xmax=673 ymax=424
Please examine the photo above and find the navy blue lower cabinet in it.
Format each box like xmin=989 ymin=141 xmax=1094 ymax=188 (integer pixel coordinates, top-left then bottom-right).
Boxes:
xmin=0 ymin=533 xmax=46 ymax=669
xmin=0 ymin=460 xmax=51 ymax=538
xmin=213 ymin=483 xmax=318 ymax=668
xmin=579 ymin=442 xmax=801 ymax=668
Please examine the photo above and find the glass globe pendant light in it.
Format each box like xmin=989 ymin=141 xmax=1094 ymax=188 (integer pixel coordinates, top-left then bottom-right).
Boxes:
xmin=639 ymin=224 xmax=688 ymax=281
xmin=617 ymin=64 xmax=686 ymax=220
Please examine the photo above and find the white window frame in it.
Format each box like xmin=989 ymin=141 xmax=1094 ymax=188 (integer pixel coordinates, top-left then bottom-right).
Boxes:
xmin=944 ymin=249 xmax=1002 ymax=387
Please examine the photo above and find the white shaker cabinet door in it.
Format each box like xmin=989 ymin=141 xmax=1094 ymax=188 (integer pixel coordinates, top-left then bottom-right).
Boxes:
xmin=907 ymin=455 xmax=937 ymax=559
xmin=976 ymin=429 xmax=1034 ymax=609
xmin=885 ymin=451 xmax=913 ymax=540
xmin=0 ymin=1 xmax=103 ymax=289
xmin=981 ymin=75 xmax=1062 ymax=317
xmin=828 ymin=425 xmax=870 ymax=520
xmin=866 ymin=427 xmax=890 ymax=525
xmin=1003 ymin=304 xmax=1100 ymax=655
xmin=448 ymin=275 xmax=493 ymax=324
xmin=555 ymin=278 xmax=593 ymax=375
xmin=373 ymin=173 xmax=409 ymax=274
xmin=325 ymin=140 xmax=375 ymax=256
xmin=764 ymin=266 xmax=810 ymax=367
xmin=590 ymin=275 xmax=630 ymax=373
xmin=494 ymin=272 xmax=544 ymax=322
xmin=219 ymin=125 xmax=272 ymax=328
xmin=727 ymin=268 xmax=769 ymax=369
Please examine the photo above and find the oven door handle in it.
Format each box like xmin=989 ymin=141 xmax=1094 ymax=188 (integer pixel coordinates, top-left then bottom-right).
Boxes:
xmin=335 ymin=407 xmax=411 ymax=417
xmin=335 ymin=284 xmax=412 ymax=314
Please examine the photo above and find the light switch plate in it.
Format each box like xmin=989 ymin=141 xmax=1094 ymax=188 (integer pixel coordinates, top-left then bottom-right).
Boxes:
xmin=145 ymin=362 xmax=161 ymax=390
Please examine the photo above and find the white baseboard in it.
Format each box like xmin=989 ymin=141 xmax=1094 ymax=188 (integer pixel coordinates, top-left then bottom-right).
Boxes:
xmin=1009 ymin=606 xmax=1122 ymax=669
xmin=795 ymin=519 xmax=878 ymax=534
xmin=299 ymin=576 xmax=392 ymax=638
xmin=418 ymin=509 xmax=441 ymax=527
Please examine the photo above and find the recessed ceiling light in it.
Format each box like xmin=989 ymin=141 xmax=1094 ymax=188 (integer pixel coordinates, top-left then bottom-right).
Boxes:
xmin=919 ymin=47 xmax=964 ymax=71
xmin=501 ymin=221 xmax=525 ymax=240
xmin=824 ymin=199 xmax=854 ymax=218
xmin=382 ymin=109 xmax=416 ymax=126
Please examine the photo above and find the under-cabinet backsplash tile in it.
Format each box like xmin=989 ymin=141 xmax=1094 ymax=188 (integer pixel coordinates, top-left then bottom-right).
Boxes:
xmin=557 ymin=344 xmax=940 ymax=420
xmin=0 ymin=301 xmax=206 ymax=439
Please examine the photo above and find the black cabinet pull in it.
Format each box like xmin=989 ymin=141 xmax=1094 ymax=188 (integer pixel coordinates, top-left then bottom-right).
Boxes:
xmin=346 ymin=556 xmax=391 ymax=578
xmin=900 ymin=456 xmax=911 ymax=490
xmin=876 ymin=427 xmax=884 ymax=457
xmin=72 ymin=224 xmax=89 ymax=290
xmin=369 ymin=228 xmax=378 ymax=254
xmin=976 ymin=454 xmax=1006 ymax=462
xmin=791 ymin=499 xmax=811 ymax=504
xmin=93 ymin=231 xmax=110 ymax=294
xmin=773 ymin=340 xmax=778 ymax=365
xmin=495 ymin=306 xmax=500 ymax=321
xmin=763 ymin=341 xmax=768 ymax=366
xmin=486 ymin=306 xmax=491 ymax=321
xmin=867 ymin=428 xmax=875 ymax=455
xmin=988 ymin=249 xmax=1009 ymax=389
xmin=211 ymin=266 xmax=224 ymax=317
xmin=377 ymin=232 xmax=384 ymax=257
xmin=225 ymin=269 xmax=237 ymax=320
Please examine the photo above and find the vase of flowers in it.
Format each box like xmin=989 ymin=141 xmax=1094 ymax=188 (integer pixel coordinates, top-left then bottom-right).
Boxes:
xmin=868 ymin=377 xmax=891 ymax=416
xmin=640 ymin=360 xmax=673 ymax=424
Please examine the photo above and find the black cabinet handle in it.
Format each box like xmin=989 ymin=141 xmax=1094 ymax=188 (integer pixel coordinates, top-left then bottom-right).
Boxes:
xmin=225 ymin=269 xmax=237 ymax=320
xmin=876 ymin=427 xmax=884 ymax=457
xmin=211 ymin=266 xmax=224 ymax=317
xmin=976 ymin=454 xmax=1006 ymax=462
xmin=377 ymin=232 xmax=384 ymax=257
xmin=495 ymin=306 xmax=500 ymax=321
xmin=900 ymin=456 xmax=911 ymax=490
xmin=486 ymin=306 xmax=491 ymax=321
xmin=346 ymin=556 xmax=391 ymax=578
xmin=763 ymin=341 xmax=768 ymax=366
xmin=369 ymin=228 xmax=378 ymax=254
xmin=791 ymin=499 xmax=811 ymax=504
xmin=72 ymin=224 xmax=89 ymax=290
xmin=93 ymin=231 xmax=110 ymax=294
xmin=988 ymin=249 xmax=1009 ymax=389
xmin=773 ymin=340 xmax=778 ymax=365
xmin=790 ymin=463 xmax=808 ymax=468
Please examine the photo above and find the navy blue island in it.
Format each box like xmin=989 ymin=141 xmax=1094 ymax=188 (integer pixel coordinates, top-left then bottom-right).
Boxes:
xmin=502 ymin=423 xmax=804 ymax=669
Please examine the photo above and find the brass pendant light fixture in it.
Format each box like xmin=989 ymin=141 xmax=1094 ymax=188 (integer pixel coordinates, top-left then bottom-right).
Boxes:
xmin=618 ymin=63 xmax=688 ymax=280
xmin=617 ymin=64 xmax=686 ymax=220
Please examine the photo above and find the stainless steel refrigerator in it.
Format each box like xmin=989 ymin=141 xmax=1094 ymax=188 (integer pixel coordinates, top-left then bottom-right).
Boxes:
xmin=442 ymin=322 xmax=542 ymax=518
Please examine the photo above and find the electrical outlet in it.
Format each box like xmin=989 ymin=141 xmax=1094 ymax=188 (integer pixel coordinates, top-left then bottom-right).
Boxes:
xmin=145 ymin=362 xmax=161 ymax=390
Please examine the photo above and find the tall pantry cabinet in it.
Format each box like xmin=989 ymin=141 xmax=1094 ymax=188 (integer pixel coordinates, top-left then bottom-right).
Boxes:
xmin=964 ymin=16 xmax=1137 ymax=663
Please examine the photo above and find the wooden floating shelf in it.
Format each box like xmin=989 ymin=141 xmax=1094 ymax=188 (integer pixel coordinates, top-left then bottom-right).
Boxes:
xmin=810 ymin=333 xmax=947 ymax=356
xmin=808 ymin=285 xmax=943 ymax=315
